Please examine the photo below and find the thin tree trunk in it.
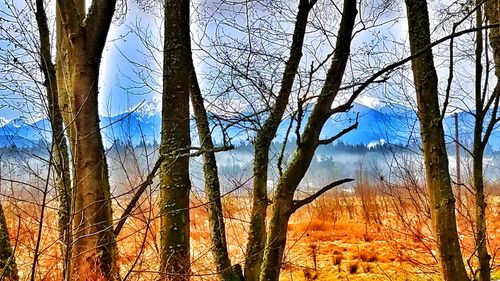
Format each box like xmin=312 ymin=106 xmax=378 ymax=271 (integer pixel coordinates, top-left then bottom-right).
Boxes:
xmin=55 ymin=0 xmax=118 ymax=279
xmin=475 ymin=1 xmax=500 ymax=279
xmin=259 ymin=1 xmax=357 ymax=279
xmin=159 ymin=0 xmax=192 ymax=279
xmin=0 ymin=203 xmax=18 ymax=281
xmin=473 ymin=3 xmax=491 ymax=280
xmin=244 ymin=1 xmax=315 ymax=279
xmin=190 ymin=67 xmax=243 ymax=281
xmin=404 ymin=0 xmax=468 ymax=280
xmin=34 ymin=2 xmax=72 ymax=279
xmin=473 ymin=147 xmax=490 ymax=281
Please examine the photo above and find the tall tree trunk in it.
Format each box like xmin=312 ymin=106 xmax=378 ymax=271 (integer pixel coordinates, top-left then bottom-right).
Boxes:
xmin=259 ymin=1 xmax=357 ymax=280
xmin=476 ymin=0 xmax=500 ymax=278
xmin=159 ymin=0 xmax=192 ymax=279
xmin=190 ymin=67 xmax=243 ymax=281
xmin=473 ymin=146 xmax=490 ymax=281
xmin=244 ymin=1 xmax=315 ymax=279
xmin=34 ymin=2 xmax=72 ymax=279
xmin=55 ymin=0 xmax=118 ymax=279
xmin=0 ymin=203 xmax=18 ymax=281
xmin=404 ymin=0 xmax=468 ymax=280
xmin=473 ymin=3 xmax=491 ymax=280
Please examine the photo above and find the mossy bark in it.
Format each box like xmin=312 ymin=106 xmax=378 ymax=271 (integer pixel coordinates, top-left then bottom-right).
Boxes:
xmin=55 ymin=0 xmax=118 ymax=279
xmin=404 ymin=0 xmax=468 ymax=280
xmin=474 ymin=1 xmax=500 ymax=280
xmin=473 ymin=147 xmax=490 ymax=281
xmin=244 ymin=1 xmax=314 ymax=279
xmin=471 ymin=3 xmax=491 ymax=280
xmin=34 ymin=2 xmax=72 ymax=279
xmin=0 ymin=203 xmax=18 ymax=281
xmin=159 ymin=0 xmax=192 ymax=279
xmin=190 ymin=67 xmax=243 ymax=281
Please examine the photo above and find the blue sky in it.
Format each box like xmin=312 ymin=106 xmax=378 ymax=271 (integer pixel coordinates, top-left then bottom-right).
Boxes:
xmin=99 ymin=1 xmax=163 ymax=116
xmin=0 ymin=0 xmax=488 ymax=125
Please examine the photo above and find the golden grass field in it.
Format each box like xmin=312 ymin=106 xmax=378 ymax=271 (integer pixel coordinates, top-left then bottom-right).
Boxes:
xmin=4 ymin=188 xmax=500 ymax=280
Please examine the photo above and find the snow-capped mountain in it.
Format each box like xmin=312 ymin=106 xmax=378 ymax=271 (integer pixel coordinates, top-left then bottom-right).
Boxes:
xmin=1 ymin=101 xmax=500 ymax=151
xmin=0 ymin=118 xmax=51 ymax=148
xmin=100 ymin=110 xmax=161 ymax=147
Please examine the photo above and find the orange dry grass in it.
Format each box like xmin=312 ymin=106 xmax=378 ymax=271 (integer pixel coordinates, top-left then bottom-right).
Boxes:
xmin=3 ymin=202 xmax=62 ymax=280
xmin=3 ymin=191 xmax=500 ymax=280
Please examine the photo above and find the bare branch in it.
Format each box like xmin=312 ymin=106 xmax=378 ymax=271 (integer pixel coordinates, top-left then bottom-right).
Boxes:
xmin=114 ymin=144 xmax=234 ymax=236
xmin=318 ymin=113 xmax=358 ymax=146
xmin=113 ymin=154 xmax=163 ymax=236
xmin=292 ymin=178 xmax=354 ymax=212
xmin=342 ymin=23 xmax=500 ymax=111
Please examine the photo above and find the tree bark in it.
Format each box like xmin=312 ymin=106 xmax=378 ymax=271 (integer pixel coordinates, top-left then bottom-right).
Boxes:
xmin=259 ymin=1 xmax=357 ymax=280
xmin=472 ymin=2 xmax=491 ymax=280
xmin=474 ymin=1 xmax=500 ymax=279
xmin=190 ymin=67 xmax=243 ymax=281
xmin=159 ymin=0 xmax=192 ymax=279
xmin=473 ymin=146 xmax=490 ymax=281
xmin=0 ymin=203 xmax=18 ymax=281
xmin=244 ymin=1 xmax=315 ymax=279
xmin=34 ymin=1 xmax=72 ymax=279
xmin=55 ymin=0 xmax=118 ymax=279
xmin=404 ymin=0 xmax=468 ymax=280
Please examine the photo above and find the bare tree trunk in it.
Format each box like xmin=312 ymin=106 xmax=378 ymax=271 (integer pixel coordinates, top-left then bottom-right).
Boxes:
xmin=190 ymin=67 xmax=243 ymax=281
xmin=473 ymin=146 xmax=490 ymax=281
xmin=472 ymin=3 xmax=491 ymax=280
xmin=68 ymin=65 xmax=116 ymax=280
xmin=474 ymin=1 xmax=500 ymax=280
xmin=55 ymin=0 xmax=118 ymax=279
xmin=0 ymin=203 xmax=18 ymax=281
xmin=159 ymin=0 xmax=192 ymax=279
xmin=244 ymin=1 xmax=316 ymax=279
xmin=34 ymin=2 xmax=72 ymax=279
xmin=259 ymin=1 xmax=357 ymax=279
xmin=404 ymin=0 xmax=468 ymax=280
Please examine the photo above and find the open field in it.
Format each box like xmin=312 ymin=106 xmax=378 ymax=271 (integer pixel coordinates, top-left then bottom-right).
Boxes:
xmin=4 ymin=187 xmax=500 ymax=280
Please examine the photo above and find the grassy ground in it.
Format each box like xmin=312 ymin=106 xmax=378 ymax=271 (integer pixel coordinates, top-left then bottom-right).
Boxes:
xmin=4 ymin=190 xmax=500 ymax=280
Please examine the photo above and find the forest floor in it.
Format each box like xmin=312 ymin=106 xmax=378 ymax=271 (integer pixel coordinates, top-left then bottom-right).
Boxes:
xmin=5 ymin=191 xmax=500 ymax=280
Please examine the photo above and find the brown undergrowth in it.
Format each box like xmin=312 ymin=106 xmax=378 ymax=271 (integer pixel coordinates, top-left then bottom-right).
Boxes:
xmin=3 ymin=185 xmax=500 ymax=280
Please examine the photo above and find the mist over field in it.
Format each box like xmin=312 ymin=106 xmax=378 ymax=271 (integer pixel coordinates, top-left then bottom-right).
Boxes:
xmin=3 ymin=139 xmax=500 ymax=201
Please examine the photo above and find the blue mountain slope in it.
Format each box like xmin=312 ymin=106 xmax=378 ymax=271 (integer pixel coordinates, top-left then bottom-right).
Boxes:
xmin=100 ymin=111 xmax=161 ymax=147
xmin=2 ymin=102 xmax=500 ymax=151
xmin=322 ymin=103 xmax=415 ymax=145
xmin=0 ymin=118 xmax=51 ymax=147
xmin=0 ymin=135 xmax=38 ymax=148
xmin=442 ymin=111 xmax=500 ymax=151
xmin=274 ymin=102 xmax=419 ymax=146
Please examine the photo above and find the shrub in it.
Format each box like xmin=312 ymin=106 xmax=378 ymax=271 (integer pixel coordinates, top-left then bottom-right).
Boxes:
xmin=348 ymin=261 xmax=359 ymax=274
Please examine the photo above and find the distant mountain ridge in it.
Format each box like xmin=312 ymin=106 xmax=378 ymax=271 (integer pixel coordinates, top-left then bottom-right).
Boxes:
xmin=1 ymin=102 xmax=500 ymax=151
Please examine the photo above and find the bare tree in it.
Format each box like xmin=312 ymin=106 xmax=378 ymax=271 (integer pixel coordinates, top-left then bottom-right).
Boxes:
xmin=190 ymin=66 xmax=243 ymax=279
xmin=190 ymin=0 xmax=408 ymax=279
xmin=404 ymin=0 xmax=468 ymax=279
xmin=159 ymin=0 xmax=192 ymax=279
xmin=33 ymin=1 xmax=72 ymax=279
xmin=243 ymin=1 xmax=317 ymax=279
xmin=471 ymin=0 xmax=500 ymax=280
xmin=259 ymin=1 xmax=357 ymax=279
xmin=55 ymin=0 xmax=118 ymax=279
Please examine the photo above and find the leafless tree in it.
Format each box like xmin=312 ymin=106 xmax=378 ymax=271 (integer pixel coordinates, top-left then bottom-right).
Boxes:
xmin=55 ymin=0 xmax=119 ymax=279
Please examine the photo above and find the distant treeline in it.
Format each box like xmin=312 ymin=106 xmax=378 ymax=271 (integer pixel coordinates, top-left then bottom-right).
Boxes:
xmin=2 ymin=138 xmax=500 ymax=161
